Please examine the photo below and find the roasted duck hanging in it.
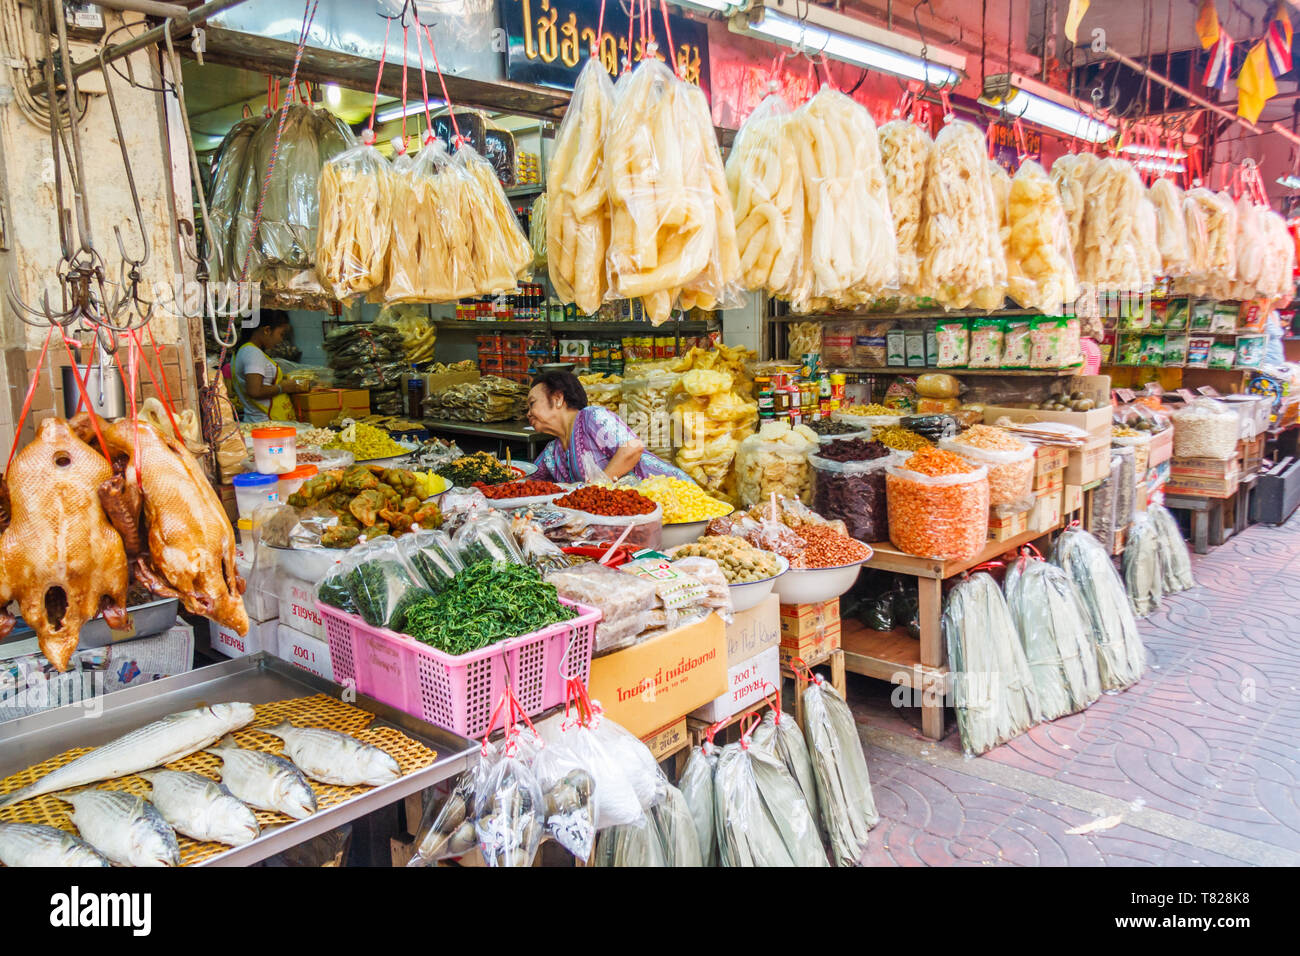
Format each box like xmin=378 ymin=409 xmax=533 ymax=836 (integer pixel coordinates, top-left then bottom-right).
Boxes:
xmin=73 ymin=413 xmax=248 ymax=636
xmin=0 ymin=418 xmax=130 ymax=671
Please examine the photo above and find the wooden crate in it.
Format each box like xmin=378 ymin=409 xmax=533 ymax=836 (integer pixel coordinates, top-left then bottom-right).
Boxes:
xmin=781 ymin=646 xmax=847 ymax=733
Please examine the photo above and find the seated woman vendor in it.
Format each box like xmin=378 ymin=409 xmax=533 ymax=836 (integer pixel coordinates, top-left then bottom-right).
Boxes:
xmin=528 ymin=370 xmax=690 ymax=482
xmin=232 ymin=310 xmax=308 ymax=422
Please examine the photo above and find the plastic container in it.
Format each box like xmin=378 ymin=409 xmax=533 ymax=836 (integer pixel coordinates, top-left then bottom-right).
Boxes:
xmin=231 ymin=472 xmax=280 ymax=520
xmin=277 ymin=464 xmax=319 ymax=501
xmin=560 ymin=545 xmax=635 ymax=568
xmin=319 ymin=598 xmax=600 ymax=737
xmin=251 ymin=426 xmax=298 ymax=474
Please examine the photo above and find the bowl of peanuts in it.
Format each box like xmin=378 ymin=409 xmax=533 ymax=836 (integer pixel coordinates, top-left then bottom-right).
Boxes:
xmin=770 ymin=525 xmax=874 ymax=604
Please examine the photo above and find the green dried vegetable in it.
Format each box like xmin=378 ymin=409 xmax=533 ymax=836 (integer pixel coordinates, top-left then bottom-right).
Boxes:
xmin=435 ymin=451 xmax=515 ymax=488
xmin=403 ymin=561 xmax=575 ymax=655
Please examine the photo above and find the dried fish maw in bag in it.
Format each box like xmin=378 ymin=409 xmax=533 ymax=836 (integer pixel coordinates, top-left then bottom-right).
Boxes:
xmin=1080 ymin=157 xmax=1142 ymax=291
xmin=385 ymin=140 xmax=474 ymax=303
xmin=1005 ymin=160 xmax=1078 ymax=314
xmin=208 ymin=116 xmax=261 ymax=282
xmin=316 ymin=141 xmax=394 ymax=299
xmin=727 ymin=95 xmax=804 ymax=297
xmin=606 ymin=60 xmax=714 ymax=322
xmin=1049 ymin=151 xmax=1097 ymax=276
xmin=457 ymin=144 xmax=533 ymax=294
xmin=547 ymin=58 xmax=613 ymax=315
xmin=921 ymin=121 xmax=1005 ymax=310
xmin=801 ymin=676 xmax=879 ymax=864
xmin=678 ymin=81 xmax=742 ymax=312
xmin=879 ymin=120 xmax=932 ymax=295
xmin=1148 ymin=178 xmax=1190 ymax=276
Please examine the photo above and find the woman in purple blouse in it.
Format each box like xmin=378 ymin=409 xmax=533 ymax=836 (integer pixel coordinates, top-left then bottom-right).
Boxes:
xmin=527 ymin=371 xmax=690 ymax=483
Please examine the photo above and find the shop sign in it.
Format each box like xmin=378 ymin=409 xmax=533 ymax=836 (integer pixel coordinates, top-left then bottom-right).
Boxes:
xmin=987 ymin=120 xmax=1041 ymax=173
xmin=501 ymin=0 xmax=710 ymax=94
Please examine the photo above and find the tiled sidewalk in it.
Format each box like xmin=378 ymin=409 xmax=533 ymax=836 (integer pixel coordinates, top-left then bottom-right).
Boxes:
xmin=848 ymin=514 xmax=1300 ymax=867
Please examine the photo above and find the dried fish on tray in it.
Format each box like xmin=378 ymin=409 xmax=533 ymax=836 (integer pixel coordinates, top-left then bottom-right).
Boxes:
xmin=423 ymin=376 xmax=528 ymax=422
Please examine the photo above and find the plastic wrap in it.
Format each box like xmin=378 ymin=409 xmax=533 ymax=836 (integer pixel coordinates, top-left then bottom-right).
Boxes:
xmin=726 ymin=94 xmax=804 ymax=298
xmin=339 ymin=535 xmax=431 ymax=630
xmin=536 ymin=711 xmax=658 ymax=835
xmin=734 ymin=420 xmax=818 ymax=506
xmin=714 ymin=733 xmax=828 ymax=867
xmin=1123 ymin=512 xmax=1164 ymax=617
xmin=671 ymin=369 xmax=758 ymax=502
xmin=670 ymin=556 xmax=735 ymax=624
xmin=589 ymin=815 xmax=667 ymax=866
xmin=1004 ymin=160 xmax=1078 ymax=314
xmin=1051 ymin=527 xmax=1146 ymax=691
xmin=809 ymin=441 xmax=892 ymax=543
xmin=1003 ymin=556 xmax=1101 ymax=718
xmin=800 ymin=674 xmax=877 ymax=864
xmin=879 ymin=120 xmax=931 ymax=294
xmin=623 ymin=555 xmax=718 ymax=631
xmin=943 ymin=572 xmax=1040 ymax=755
xmin=554 ymin=502 xmax=663 ymax=550
xmin=885 ymin=452 xmax=989 ymax=561
xmin=396 ymin=529 xmax=463 ymax=594
xmin=939 ymin=426 xmax=1034 ymax=512
xmin=207 ymin=116 xmax=261 ymax=281
xmin=1171 ymin=397 xmax=1239 ymax=459
xmin=606 ymin=60 xmax=739 ymax=324
xmin=456 ymin=144 xmax=534 ymax=295
xmin=547 ymin=59 xmax=613 ymax=315
xmin=791 ymin=86 xmax=899 ymax=310
xmin=316 ymin=141 xmax=393 ymax=299
xmin=1050 ymin=151 xmax=1098 ymax=277
xmin=1148 ymin=178 xmax=1190 ymax=276
xmin=920 ymin=120 xmax=1006 ymax=310
xmin=1149 ymin=503 xmax=1195 ymax=593
xmin=545 ymin=561 xmax=658 ymax=653
xmin=314 ymin=562 xmax=356 ymax=615
xmin=751 ymin=707 xmax=821 ymax=839
xmin=820 ymin=320 xmax=860 ymax=366
xmin=649 ymin=780 xmax=704 ymax=867
xmin=473 ymin=751 xmax=545 ymax=867
xmin=678 ymin=743 xmax=718 ymax=866
xmin=1112 ymin=444 xmax=1137 ymax=527
xmin=452 ymin=511 xmax=525 ymax=565
xmin=511 ymin=515 xmax=570 ymax=575
xmin=622 ymin=370 xmax=680 ymax=459
xmin=1183 ymin=187 xmax=1236 ymax=294
xmin=385 ymin=140 xmax=472 ymax=302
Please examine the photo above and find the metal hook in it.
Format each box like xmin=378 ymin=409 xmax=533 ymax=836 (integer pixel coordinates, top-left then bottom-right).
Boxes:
xmin=100 ymin=47 xmax=151 ymax=274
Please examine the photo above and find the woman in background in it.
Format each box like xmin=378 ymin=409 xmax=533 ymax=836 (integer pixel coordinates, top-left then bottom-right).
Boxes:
xmin=231 ymin=310 xmax=307 ymax=422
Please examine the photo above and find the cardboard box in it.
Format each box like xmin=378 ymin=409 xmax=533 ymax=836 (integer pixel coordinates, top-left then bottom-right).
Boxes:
xmin=1064 ymin=440 xmax=1111 ymax=486
xmin=1033 ymin=468 xmax=1064 ymax=495
xmin=1034 ymin=446 xmax=1069 ymax=475
xmin=691 ymin=645 xmax=780 ymax=724
xmin=988 ymin=508 xmax=1029 ymax=541
xmin=278 ymin=575 xmax=326 ymax=640
xmin=1135 ymin=482 xmax=1149 ymax=512
xmin=291 ymin=388 xmax=370 ymax=427
xmin=1148 ymin=427 xmax=1174 ymax=467
xmin=425 ymin=370 xmax=480 ymax=392
xmin=1063 ymin=483 xmax=1083 ymax=514
xmin=1171 ymin=456 xmax=1241 ymax=479
xmin=1166 ymin=473 xmax=1239 ymax=498
xmin=778 ymin=599 xmax=840 ymax=640
xmin=276 ymin=624 xmax=334 ymax=682
xmin=212 ymin=619 xmax=277 ymax=659
xmin=641 ymin=717 xmax=688 ymax=762
xmin=588 ymin=613 xmax=727 ymax=738
xmin=981 ymin=375 xmax=1112 ymax=435
xmin=723 ymin=594 xmax=779 ymax=666
xmin=777 ymin=620 xmax=841 ymax=668
xmin=1029 ymin=489 xmax=1064 ymax=533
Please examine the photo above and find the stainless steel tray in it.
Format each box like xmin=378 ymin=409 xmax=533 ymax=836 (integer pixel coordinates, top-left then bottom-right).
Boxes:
xmin=0 ymin=653 xmax=478 ymax=866
xmin=0 ymin=598 xmax=180 ymax=661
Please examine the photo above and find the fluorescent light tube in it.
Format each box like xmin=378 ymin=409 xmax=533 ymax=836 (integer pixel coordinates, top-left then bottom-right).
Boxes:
xmin=376 ymin=100 xmax=446 ymax=124
xmin=746 ymin=9 xmax=959 ymax=87
xmin=1121 ymin=143 xmax=1187 ymax=160
xmin=979 ymin=84 xmax=1114 ymax=143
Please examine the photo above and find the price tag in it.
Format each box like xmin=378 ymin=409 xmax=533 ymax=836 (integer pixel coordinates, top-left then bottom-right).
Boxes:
xmin=1115 ymin=388 xmax=1137 ymax=403
xmin=1176 ymin=389 xmax=1198 ymax=403
xmin=1197 ymin=386 xmax=1222 ymax=398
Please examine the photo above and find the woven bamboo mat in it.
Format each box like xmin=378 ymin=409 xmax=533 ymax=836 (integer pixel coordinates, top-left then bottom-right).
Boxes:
xmin=0 ymin=694 xmax=437 ymax=865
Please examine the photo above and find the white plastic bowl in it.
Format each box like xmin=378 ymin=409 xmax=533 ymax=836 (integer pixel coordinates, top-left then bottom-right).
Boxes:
xmin=659 ymin=508 xmax=735 ymax=551
xmin=268 ymin=545 xmax=343 ymax=585
xmin=728 ymin=555 xmax=789 ymax=613
xmin=770 ymin=550 xmax=873 ymax=605
xmin=509 ymin=461 xmax=538 ymax=478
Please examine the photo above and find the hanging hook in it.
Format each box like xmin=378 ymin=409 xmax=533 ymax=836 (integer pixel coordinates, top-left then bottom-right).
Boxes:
xmin=100 ymin=46 xmax=151 ymax=274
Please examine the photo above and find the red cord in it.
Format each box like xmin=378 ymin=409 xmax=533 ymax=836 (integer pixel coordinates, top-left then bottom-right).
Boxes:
xmin=5 ymin=325 xmax=55 ymax=474
xmin=420 ymin=21 xmax=462 ymax=147
xmin=364 ymin=16 xmax=393 ymax=144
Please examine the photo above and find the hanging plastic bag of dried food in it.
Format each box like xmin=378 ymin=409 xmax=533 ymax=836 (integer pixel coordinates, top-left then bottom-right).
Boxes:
xmin=648 ymin=776 xmax=703 ymax=867
xmin=1148 ymin=502 xmax=1195 ymax=593
xmin=793 ymin=663 xmax=877 ymax=864
xmin=474 ymin=747 xmax=545 ymax=867
xmin=547 ymin=58 xmax=613 ymax=315
xmin=920 ymin=120 xmax=1006 ymax=310
xmin=606 ymin=60 xmax=716 ymax=324
xmin=677 ymin=80 xmax=743 ymax=314
xmin=1003 ymin=552 xmax=1101 ymax=719
xmin=1123 ymin=512 xmax=1164 ymax=617
xmin=316 ymin=138 xmax=394 ymax=299
xmin=396 ymin=529 xmax=463 ymax=594
xmin=750 ymin=692 xmax=822 ymax=841
xmin=1148 ymin=178 xmax=1190 ymax=277
xmin=727 ymin=94 xmax=805 ymax=299
xmin=531 ymin=730 xmax=597 ymax=860
xmin=879 ymin=120 xmax=932 ymax=296
xmin=456 ymin=144 xmax=534 ymax=295
xmin=1049 ymin=151 xmax=1098 ymax=277
xmin=677 ymin=741 xmax=719 ymax=866
xmin=385 ymin=139 xmax=474 ymax=302
xmin=1051 ymin=525 xmax=1146 ymax=691
xmin=714 ymin=713 xmax=828 ymax=867
xmin=407 ymin=744 xmax=496 ymax=866
xmin=1080 ymin=157 xmax=1143 ymax=292
xmin=944 ymin=572 xmax=1041 ymax=756
xmin=207 ymin=115 xmax=262 ymax=282
xmin=589 ymin=814 xmax=668 ymax=866
xmin=339 ymin=535 xmax=432 ymax=631
xmin=1005 ymin=160 xmax=1078 ymax=315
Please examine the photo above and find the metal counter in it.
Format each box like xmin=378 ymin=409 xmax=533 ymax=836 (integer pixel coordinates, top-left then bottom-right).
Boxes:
xmin=0 ymin=654 xmax=478 ymax=867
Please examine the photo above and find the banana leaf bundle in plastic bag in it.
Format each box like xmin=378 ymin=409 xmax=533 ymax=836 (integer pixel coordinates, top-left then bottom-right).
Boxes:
xmin=943 ymin=572 xmax=1040 ymax=755
xmin=799 ymin=672 xmax=878 ymax=864
xmin=1123 ymin=512 xmax=1164 ymax=617
xmin=1004 ymin=554 xmax=1101 ymax=719
xmin=589 ymin=814 xmax=667 ymax=867
xmin=1149 ymin=503 xmax=1195 ymax=593
xmin=1051 ymin=526 xmax=1145 ymax=691
xmin=678 ymin=742 xmax=719 ymax=866
xmin=714 ymin=729 xmax=827 ymax=867
xmin=751 ymin=705 xmax=821 ymax=838
xmin=207 ymin=116 xmax=262 ymax=282
xmin=649 ymin=778 xmax=703 ymax=867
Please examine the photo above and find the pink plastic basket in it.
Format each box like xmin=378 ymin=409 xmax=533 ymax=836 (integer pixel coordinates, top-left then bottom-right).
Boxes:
xmin=318 ymin=599 xmax=599 ymax=739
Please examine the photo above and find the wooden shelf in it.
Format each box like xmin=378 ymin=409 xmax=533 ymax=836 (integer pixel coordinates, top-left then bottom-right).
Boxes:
xmin=435 ymin=319 xmax=718 ymax=335
xmin=840 ymin=621 xmax=949 ymax=694
xmin=769 ymin=307 xmax=1037 ymax=323
xmin=863 ymin=529 xmax=1047 ymax=581
xmin=833 ymin=366 xmax=1079 ymax=377
xmin=505 ymin=184 xmax=544 ymax=198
